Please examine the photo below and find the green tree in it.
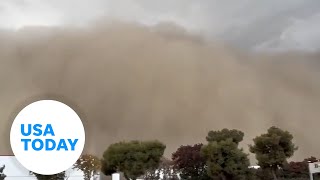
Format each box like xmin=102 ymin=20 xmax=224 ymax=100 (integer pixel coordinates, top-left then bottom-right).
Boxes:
xmin=249 ymin=126 xmax=298 ymax=180
xmin=101 ymin=140 xmax=166 ymax=180
xmin=172 ymin=144 xmax=210 ymax=180
xmin=0 ymin=165 xmax=6 ymax=180
xmin=201 ymin=129 xmax=250 ymax=180
xmin=73 ymin=154 xmax=101 ymax=180
xmin=29 ymin=171 xmax=66 ymax=180
xmin=206 ymin=128 xmax=244 ymax=145
xmin=201 ymin=139 xmax=250 ymax=180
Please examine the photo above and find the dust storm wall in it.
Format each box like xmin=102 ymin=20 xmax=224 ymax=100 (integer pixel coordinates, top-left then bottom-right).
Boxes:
xmin=0 ymin=22 xmax=319 ymax=162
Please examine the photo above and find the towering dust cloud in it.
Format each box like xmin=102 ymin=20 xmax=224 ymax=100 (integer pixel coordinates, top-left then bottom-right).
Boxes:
xmin=0 ymin=22 xmax=319 ymax=162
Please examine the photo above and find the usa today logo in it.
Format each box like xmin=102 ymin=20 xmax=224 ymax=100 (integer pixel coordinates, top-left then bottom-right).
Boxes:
xmin=10 ymin=100 xmax=85 ymax=175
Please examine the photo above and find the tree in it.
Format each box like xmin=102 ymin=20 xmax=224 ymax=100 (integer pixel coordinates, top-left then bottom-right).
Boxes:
xmin=0 ymin=165 xmax=6 ymax=180
xmin=73 ymin=154 xmax=101 ymax=180
xmin=201 ymin=139 xmax=250 ymax=180
xmin=172 ymin=144 xmax=209 ymax=180
xmin=279 ymin=157 xmax=320 ymax=179
xmin=30 ymin=171 xmax=66 ymax=180
xmin=101 ymin=140 xmax=166 ymax=180
xmin=249 ymin=126 xmax=298 ymax=180
xmin=206 ymin=128 xmax=244 ymax=145
xmin=281 ymin=160 xmax=308 ymax=179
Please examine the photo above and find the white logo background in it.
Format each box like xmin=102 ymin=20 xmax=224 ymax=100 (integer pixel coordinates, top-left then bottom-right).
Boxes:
xmin=10 ymin=100 xmax=85 ymax=175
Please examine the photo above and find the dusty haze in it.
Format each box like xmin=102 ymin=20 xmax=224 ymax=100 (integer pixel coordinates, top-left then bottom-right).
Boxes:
xmin=0 ymin=21 xmax=319 ymax=163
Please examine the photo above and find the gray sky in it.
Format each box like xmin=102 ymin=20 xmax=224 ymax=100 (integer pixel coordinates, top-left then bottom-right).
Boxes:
xmin=0 ymin=0 xmax=320 ymax=51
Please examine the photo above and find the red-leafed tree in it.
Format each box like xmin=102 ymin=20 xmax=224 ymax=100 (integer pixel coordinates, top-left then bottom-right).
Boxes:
xmin=172 ymin=144 xmax=210 ymax=180
xmin=282 ymin=161 xmax=308 ymax=178
xmin=281 ymin=157 xmax=320 ymax=179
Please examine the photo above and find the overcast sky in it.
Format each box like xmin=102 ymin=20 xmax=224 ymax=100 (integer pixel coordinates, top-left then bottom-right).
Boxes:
xmin=0 ymin=0 xmax=320 ymax=52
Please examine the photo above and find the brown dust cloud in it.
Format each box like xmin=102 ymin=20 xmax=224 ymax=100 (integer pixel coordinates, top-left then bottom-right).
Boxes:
xmin=0 ymin=21 xmax=320 ymax=163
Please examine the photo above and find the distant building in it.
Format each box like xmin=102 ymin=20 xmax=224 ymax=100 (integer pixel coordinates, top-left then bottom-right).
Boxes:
xmin=249 ymin=165 xmax=260 ymax=169
xmin=0 ymin=155 xmax=99 ymax=180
